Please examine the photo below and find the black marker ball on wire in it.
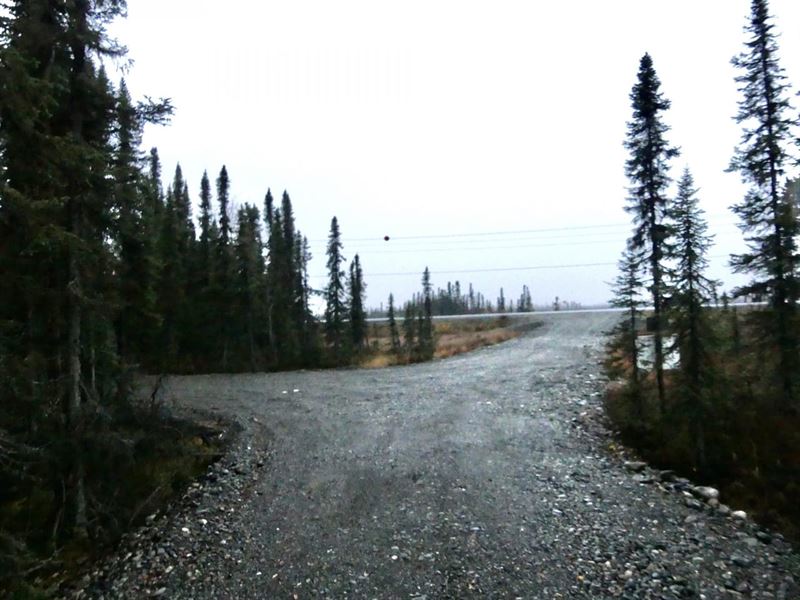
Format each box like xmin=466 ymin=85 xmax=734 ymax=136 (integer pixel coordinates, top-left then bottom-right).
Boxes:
xmin=384 ymin=235 xmax=390 ymax=241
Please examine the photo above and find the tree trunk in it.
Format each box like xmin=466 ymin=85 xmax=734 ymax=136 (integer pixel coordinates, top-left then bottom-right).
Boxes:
xmin=67 ymin=217 xmax=88 ymax=540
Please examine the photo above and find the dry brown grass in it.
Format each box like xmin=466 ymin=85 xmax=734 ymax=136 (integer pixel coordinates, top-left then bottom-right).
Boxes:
xmin=360 ymin=354 xmax=398 ymax=369
xmin=434 ymin=328 xmax=519 ymax=359
xmin=359 ymin=317 xmax=520 ymax=368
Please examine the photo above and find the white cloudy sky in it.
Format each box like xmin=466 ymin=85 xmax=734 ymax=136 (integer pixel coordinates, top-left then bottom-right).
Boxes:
xmin=111 ymin=0 xmax=800 ymax=309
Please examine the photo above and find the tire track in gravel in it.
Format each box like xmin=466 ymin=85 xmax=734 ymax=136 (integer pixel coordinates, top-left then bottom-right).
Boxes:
xmin=83 ymin=311 xmax=798 ymax=599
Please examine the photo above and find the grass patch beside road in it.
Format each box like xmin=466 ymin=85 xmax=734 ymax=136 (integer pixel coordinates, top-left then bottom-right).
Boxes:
xmin=360 ymin=316 xmax=526 ymax=368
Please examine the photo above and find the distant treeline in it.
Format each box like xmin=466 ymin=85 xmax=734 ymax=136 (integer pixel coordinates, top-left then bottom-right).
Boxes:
xmin=370 ymin=282 xmax=584 ymax=317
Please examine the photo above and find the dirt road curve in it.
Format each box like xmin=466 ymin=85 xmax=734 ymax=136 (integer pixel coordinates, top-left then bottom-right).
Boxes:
xmin=83 ymin=311 xmax=798 ymax=599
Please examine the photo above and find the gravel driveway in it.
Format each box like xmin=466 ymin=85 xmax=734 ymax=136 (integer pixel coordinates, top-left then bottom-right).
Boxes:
xmin=80 ymin=311 xmax=798 ymax=599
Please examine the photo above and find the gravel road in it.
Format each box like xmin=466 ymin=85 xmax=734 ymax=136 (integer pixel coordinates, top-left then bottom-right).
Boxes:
xmin=79 ymin=311 xmax=798 ymax=599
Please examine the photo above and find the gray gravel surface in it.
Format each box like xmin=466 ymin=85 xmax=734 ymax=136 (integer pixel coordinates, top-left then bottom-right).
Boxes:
xmin=74 ymin=311 xmax=799 ymax=599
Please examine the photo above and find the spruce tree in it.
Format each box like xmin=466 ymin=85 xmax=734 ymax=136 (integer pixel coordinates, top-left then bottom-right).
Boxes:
xmin=234 ymin=204 xmax=267 ymax=370
xmin=194 ymin=170 xmax=218 ymax=367
xmin=670 ymin=168 xmax=717 ymax=468
xmin=609 ymin=245 xmax=646 ymax=403
xmin=420 ymin=267 xmax=434 ymax=357
xmin=729 ymin=0 xmax=799 ymax=406
xmin=113 ymin=79 xmax=159 ymax=364
xmin=282 ymin=192 xmax=305 ymax=359
xmin=624 ymin=53 xmax=679 ymax=416
xmin=387 ymin=293 xmax=401 ymax=353
xmin=0 ymin=0 xmax=170 ymax=541
xmin=215 ymin=165 xmax=234 ymax=368
xmin=324 ymin=217 xmax=347 ymax=358
xmin=348 ymin=254 xmax=367 ymax=350
xmin=402 ymin=302 xmax=416 ymax=357
xmin=198 ymin=171 xmax=214 ymax=277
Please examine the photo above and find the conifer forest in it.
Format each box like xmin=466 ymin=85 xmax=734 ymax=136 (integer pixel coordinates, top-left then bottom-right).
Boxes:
xmin=1 ymin=0 xmax=800 ymax=595
xmin=606 ymin=0 xmax=800 ymax=544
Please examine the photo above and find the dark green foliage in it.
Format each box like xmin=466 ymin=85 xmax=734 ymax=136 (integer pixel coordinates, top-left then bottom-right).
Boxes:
xmin=324 ymin=217 xmax=347 ymax=359
xmin=624 ymin=53 xmax=679 ymax=415
xmin=0 ymin=2 xmax=377 ymax=590
xmin=214 ymin=166 xmax=235 ymax=369
xmin=669 ymin=169 xmax=718 ymax=468
xmin=348 ymin=254 xmax=367 ymax=351
xmin=607 ymin=245 xmax=646 ymax=400
xmin=234 ymin=204 xmax=267 ymax=370
xmin=419 ymin=267 xmax=434 ymax=358
xmin=387 ymin=294 xmax=401 ymax=353
xmin=113 ymin=79 xmax=161 ymax=365
xmin=605 ymin=1 xmax=800 ymax=540
xmin=402 ymin=302 xmax=416 ymax=353
xmin=264 ymin=192 xmax=306 ymax=367
xmin=729 ymin=0 xmax=799 ymax=407
xmin=518 ymin=285 xmax=533 ymax=312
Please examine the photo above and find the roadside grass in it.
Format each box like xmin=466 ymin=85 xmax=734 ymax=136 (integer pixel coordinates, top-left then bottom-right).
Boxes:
xmin=359 ymin=316 xmax=526 ymax=368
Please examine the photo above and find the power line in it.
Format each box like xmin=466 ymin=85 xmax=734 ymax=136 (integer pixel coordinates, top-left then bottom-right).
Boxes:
xmin=310 ymin=261 xmax=618 ymax=279
xmin=307 ymin=222 xmax=631 ymax=244
xmin=307 ymin=229 xmax=632 ymax=249
xmin=305 ymin=231 xmax=744 ymax=258
xmin=308 ymin=253 xmax=736 ymax=280
xmin=346 ymin=239 xmax=625 ymax=255
xmin=306 ymin=218 xmax=742 ymax=247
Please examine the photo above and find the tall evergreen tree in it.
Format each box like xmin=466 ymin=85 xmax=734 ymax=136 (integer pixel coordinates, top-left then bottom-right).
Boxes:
xmin=215 ymin=166 xmax=234 ymax=368
xmin=387 ymin=294 xmax=401 ymax=353
xmin=264 ymin=188 xmax=275 ymax=229
xmin=234 ymin=204 xmax=267 ymax=370
xmin=670 ymin=168 xmax=717 ymax=467
xmin=729 ymin=0 xmax=799 ymax=406
xmin=348 ymin=254 xmax=367 ymax=350
xmin=324 ymin=217 xmax=347 ymax=357
xmin=217 ymin=165 xmax=232 ymax=245
xmin=419 ymin=267 xmax=434 ymax=357
xmin=198 ymin=171 xmax=214 ymax=275
xmin=624 ymin=53 xmax=679 ymax=416
xmin=113 ymin=79 xmax=159 ymax=364
xmin=264 ymin=193 xmax=304 ymax=366
xmin=194 ymin=170 xmax=218 ymax=367
xmin=0 ymin=0 xmax=170 ymax=540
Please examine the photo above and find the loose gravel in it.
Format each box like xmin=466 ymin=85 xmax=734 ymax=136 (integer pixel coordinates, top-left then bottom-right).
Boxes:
xmin=69 ymin=311 xmax=799 ymax=599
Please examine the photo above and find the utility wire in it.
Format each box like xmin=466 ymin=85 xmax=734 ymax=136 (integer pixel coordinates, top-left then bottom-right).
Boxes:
xmin=306 ymin=216 xmax=741 ymax=245
xmin=307 ymin=229 xmax=744 ymax=254
xmin=308 ymin=253 xmax=734 ymax=279
xmin=306 ymin=222 xmax=631 ymax=243
xmin=310 ymin=261 xmax=617 ymax=279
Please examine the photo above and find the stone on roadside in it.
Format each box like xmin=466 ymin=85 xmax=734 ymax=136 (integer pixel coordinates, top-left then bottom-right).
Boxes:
xmin=685 ymin=498 xmax=704 ymax=511
xmin=624 ymin=461 xmax=647 ymax=473
xmin=692 ymin=486 xmax=720 ymax=501
xmin=732 ymin=510 xmax=747 ymax=521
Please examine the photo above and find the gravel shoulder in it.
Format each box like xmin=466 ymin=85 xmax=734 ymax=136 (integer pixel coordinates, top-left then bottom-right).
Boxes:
xmin=77 ymin=311 xmax=798 ymax=599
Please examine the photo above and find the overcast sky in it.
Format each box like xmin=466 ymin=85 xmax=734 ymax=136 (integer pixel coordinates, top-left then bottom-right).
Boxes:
xmin=111 ymin=0 xmax=800 ymax=309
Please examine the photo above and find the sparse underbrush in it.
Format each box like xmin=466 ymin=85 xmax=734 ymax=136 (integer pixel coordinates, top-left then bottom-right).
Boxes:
xmin=0 ymin=398 xmax=227 ymax=598
xmin=604 ymin=308 xmax=800 ymax=543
